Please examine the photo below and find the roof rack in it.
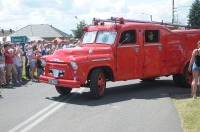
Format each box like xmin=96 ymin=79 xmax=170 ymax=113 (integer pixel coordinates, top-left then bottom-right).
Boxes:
xmin=93 ymin=17 xmax=188 ymax=28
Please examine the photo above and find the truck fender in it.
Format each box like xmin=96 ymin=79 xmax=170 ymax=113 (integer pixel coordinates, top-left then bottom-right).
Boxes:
xmin=180 ymin=59 xmax=190 ymax=74
xmin=88 ymin=66 xmax=114 ymax=82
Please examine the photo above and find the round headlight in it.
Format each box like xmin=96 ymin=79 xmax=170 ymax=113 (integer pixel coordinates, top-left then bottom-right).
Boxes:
xmin=41 ymin=59 xmax=46 ymax=66
xmin=70 ymin=61 xmax=78 ymax=70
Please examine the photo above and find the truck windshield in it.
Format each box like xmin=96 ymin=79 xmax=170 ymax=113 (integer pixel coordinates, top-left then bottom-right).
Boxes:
xmin=82 ymin=31 xmax=117 ymax=45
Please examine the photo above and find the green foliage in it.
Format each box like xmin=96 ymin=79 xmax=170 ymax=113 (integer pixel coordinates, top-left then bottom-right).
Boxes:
xmin=71 ymin=20 xmax=87 ymax=39
xmin=188 ymin=0 xmax=200 ymax=29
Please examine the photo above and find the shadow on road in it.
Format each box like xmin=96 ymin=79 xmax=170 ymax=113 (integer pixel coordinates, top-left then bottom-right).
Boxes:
xmin=1 ymin=77 xmax=41 ymax=89
xmin=46 ymin=79 xmax=191 ymax=106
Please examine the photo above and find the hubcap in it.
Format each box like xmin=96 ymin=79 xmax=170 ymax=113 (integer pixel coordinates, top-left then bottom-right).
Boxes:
xmin=98 ymin=73 xmax=105 ymax=95
xmin=186 ymin=71 xmax=193 ymax=84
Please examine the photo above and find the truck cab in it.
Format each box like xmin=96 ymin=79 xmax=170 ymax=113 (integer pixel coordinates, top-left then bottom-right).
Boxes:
xmin=40 ymin=17 xmax=200 ymax=99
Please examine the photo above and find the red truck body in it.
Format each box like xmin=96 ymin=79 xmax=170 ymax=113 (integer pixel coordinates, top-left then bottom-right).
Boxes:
xmin=40 ymin=18 xmax=200 ymax=99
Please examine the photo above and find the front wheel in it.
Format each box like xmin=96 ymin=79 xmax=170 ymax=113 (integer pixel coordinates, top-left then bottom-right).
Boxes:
xmin=90 ymin=69 xmax=106 ymax=99
xmin=55 ymin=86 xmax=72 ymax=95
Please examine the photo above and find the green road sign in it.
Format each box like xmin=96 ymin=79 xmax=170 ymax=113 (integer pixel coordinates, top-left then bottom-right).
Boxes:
xmin=11 ymin=36 xmax=28 ymax=43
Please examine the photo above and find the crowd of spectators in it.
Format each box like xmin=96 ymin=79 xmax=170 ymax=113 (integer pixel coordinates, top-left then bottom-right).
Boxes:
xmin=0 ymin=37 xmax=80 ymax=95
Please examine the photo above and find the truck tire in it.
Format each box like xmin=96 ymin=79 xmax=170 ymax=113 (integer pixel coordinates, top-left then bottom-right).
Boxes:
xmin=55 ymin=86 xmax=72 ymax=95
xmin=173 ymin=63 xmax=192 ymax=88
xmin=90 ymin=69 xmax=106 ymax=99
xmin=172 ymin=74 xmax=182 ymax=86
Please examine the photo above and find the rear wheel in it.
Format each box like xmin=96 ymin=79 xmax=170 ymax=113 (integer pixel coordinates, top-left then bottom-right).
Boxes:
xmin=90 ymin=69 xmax=106 ymax=99
xmin=173 ymin=74 xmax=182 ymax=86
xmin=173 ymin=63 xmax=192 ymax=88
xmin=55 ymin=86 xmax=72 ymax=95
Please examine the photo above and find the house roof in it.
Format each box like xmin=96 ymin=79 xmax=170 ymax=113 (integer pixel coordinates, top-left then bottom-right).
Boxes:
xmin=0 ymin=30 xmax=14 ymax=37
xmin=9 ymin=24 xmax=69 ymax=38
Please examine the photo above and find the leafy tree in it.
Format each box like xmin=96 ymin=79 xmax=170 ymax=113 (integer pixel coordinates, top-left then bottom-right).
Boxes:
xmin=71 ymin=20 xmax=87 ymax=39
xmin=188 ymin=0 xmax=200 ymax=29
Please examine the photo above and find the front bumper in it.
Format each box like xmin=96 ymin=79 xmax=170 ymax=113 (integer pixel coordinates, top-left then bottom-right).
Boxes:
xmin=39 ymin=75 xmax=81 ymax=88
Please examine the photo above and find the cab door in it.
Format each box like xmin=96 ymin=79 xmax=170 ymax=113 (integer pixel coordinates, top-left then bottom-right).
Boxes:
xmin=143 ymin=30 xmax=163 ymax=77
xmin=116 ymin=30 xmax=141 ymax=80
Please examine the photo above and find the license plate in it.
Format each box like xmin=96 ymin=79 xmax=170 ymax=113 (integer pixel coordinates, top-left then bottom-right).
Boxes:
xmin=48 ymin=79 xmax=58 ymax=85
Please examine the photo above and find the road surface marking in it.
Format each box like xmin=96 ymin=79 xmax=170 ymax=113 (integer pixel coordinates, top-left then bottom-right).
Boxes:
xmin=8 ymin=88 xmax=85 ymax=132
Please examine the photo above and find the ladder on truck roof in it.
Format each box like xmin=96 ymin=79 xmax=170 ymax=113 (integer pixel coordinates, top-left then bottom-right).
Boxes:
xmin=93 ymin=17 xmax=188 ymax=28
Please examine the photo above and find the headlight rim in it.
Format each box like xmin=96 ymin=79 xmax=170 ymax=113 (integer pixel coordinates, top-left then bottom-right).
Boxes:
xmin=70 ymin=61 xmax=78 ymax=70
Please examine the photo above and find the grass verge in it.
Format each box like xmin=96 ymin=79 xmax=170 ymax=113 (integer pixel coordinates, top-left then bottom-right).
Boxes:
xmin=172 ymin=93 xmax=200 ymax=132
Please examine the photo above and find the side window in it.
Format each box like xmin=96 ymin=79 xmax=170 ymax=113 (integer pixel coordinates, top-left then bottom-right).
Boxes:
xmin=145 ymin=30 xmax=160 ymax=43
xmin=119 ymin=30 xmax=136 ymax=44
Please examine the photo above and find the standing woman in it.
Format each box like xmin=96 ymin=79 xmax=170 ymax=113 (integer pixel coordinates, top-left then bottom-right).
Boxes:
xmin=0 ymin=44 xmax=6 ymax=86
xmin=24 ymin=44 xmax=30 ymax=79
xmin=188 ymin=40 xmax=200 ymax=99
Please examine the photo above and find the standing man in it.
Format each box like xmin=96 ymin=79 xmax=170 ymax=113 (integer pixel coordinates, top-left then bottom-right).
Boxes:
xmin=4 ymin=43 xmax=17 ymax=87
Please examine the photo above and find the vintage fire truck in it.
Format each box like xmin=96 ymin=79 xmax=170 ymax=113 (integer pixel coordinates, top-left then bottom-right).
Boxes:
xmin=39 ymin=17 xmax=200 ymax=99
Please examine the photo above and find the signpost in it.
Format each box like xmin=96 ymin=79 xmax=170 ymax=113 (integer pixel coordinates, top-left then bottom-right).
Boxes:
xmin=11 ymin=36 xmax=28 ymax=43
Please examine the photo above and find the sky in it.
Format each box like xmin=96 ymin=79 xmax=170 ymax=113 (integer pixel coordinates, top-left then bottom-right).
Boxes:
xmin=0 ymin=0 xmax=194 ymax=35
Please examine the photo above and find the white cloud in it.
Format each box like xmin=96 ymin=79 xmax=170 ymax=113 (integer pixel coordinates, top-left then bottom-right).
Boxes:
xmin=0 ymin=0 xmax=193 ymax=35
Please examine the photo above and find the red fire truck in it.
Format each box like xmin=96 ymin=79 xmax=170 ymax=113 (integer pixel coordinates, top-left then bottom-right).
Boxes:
xmin=39 ymin=17 xmax=200 ymax=99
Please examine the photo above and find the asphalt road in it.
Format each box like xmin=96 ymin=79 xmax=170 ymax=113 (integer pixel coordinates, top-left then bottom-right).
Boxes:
xmin=0 ymin=76 xmax=190 ymax=132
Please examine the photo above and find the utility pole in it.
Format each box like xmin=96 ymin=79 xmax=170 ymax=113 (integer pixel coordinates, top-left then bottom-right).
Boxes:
xmin=142 ymin=13 xmax=153 ymax=21
xmin=75 ymin=16 xmax=81 ymax=23
xmin=176 ymin=12 xmax=179 ymax=23
xmin=172 ymin=0 xmax=175 ymax=23
xmin=75 ymin=16 xmax=83 ymax=39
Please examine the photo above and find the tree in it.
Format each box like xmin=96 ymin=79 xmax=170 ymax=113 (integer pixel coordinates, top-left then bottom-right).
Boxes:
xmin=71 ymin=20 xmax=87 ymax=39
xmin=188 ymin=0 xmax=200 ymax=29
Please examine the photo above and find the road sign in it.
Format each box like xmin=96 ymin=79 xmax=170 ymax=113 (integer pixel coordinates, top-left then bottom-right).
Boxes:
xmin=11 ymin=36 xmax=28 ymax=43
